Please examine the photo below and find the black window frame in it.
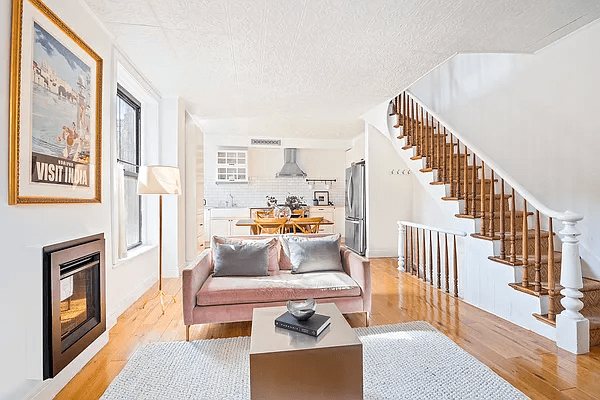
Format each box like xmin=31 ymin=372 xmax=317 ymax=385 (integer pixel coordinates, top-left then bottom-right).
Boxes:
xmin=116 ymin=84 xmax=142 ymax=250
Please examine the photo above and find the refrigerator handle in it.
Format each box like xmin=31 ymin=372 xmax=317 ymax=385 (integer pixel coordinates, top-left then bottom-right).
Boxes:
xmin=347 ymin=173 xmax=353 ymax=212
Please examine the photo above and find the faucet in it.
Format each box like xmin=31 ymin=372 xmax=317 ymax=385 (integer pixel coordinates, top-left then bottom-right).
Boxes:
xmin=229 ymin=193 xmax=235 ymax=208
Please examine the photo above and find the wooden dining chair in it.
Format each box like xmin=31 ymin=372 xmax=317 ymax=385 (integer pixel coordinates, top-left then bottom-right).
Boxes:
xmin=291 ymin=209 xmax=307 ymax=217
xmin=254 ymin=218 xmax=288 ymax=234
xmin=291 ymin=217 xmax=323 ymax=234
xmin=256 ymin=210 xmax=274 ymax=218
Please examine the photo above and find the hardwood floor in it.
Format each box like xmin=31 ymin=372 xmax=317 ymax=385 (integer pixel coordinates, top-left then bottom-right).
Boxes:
xmin=57 ymin=258 xmax=600 ymax=399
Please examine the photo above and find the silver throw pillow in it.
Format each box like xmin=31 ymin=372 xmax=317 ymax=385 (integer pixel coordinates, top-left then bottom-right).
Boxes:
xmin=213 ymin=242 xmax=270 ymax=277
xmin=284 ymin=236 xmax=343 ymax=274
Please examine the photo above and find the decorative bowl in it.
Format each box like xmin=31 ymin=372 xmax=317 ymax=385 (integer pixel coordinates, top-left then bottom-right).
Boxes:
xmin=286 ymin=298 xmax=317 ymax=321
xmin=273 ymin=205 xmax=292 ymax=219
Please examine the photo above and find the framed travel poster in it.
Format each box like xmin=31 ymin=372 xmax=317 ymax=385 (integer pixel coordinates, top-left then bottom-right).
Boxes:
xmin=9 ymin=0 xmax=103 ymax=204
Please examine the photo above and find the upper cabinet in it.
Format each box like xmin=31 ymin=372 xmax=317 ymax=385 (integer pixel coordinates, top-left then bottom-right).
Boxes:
xmin=216 ymin=150 xmax=248 ymax=183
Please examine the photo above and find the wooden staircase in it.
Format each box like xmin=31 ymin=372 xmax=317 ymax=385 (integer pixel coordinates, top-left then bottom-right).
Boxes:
xmin=390 ymin=92 xmax=600 ymax=347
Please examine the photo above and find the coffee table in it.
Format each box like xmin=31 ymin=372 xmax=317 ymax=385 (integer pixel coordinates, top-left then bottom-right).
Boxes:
xmin=249 ymin=303 xmax=363 ymax=400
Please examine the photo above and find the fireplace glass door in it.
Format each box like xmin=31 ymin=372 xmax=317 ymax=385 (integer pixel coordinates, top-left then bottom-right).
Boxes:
xmin=59 ymin=254 xmax=101 ymax=353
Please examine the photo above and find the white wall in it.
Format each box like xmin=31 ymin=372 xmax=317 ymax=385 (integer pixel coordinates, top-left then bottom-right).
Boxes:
xmin=345 ymin=133 xmax=365 ymax=167
xmin=0 ymin=1 xmax=183 ymax=398
xmin=184 ymin=112 xmax=198 ymax=262
xmin=365 ymin=124 xmax=414 ymax=257
xmin=159 ymin=97 xmax=185 ymax=276
xmin=409 ymin=19 xmax=600 ymax=278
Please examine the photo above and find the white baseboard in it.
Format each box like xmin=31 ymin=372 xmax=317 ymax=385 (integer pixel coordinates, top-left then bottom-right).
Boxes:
xmin=107 ymin=274 xmax=156 ymax=329
xmin=162 ymin=267 xmax=180 ymax=278
xmin=366 ymin=249 xmax=399 ymax=258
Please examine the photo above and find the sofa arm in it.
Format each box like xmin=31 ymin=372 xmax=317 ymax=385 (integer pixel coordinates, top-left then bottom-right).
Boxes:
xmin=182 ymin=249 xmax=213 ymax=325
xmin=340 ymin=247 xmax=371 ymax=314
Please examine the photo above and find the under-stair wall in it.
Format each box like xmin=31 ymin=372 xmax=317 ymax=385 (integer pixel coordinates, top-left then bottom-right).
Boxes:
xmin=409 ymin=18 xmax=600 ymax=280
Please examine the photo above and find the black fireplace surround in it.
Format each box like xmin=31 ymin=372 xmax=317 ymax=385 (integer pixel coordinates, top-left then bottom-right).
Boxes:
xmin=43 ymin=233 xmax=106 ymax=379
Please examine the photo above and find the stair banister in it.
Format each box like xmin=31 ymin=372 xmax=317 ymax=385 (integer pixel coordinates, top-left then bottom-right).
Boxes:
xmin=397 ymin=221 xmax=466 ymax=272
xmin=402 ymin=90 xmax=588 ymax=354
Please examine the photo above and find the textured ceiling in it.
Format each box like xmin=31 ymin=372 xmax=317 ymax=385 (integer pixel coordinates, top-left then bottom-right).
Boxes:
xmin=83 ymin=0 xmax=600 ymax=138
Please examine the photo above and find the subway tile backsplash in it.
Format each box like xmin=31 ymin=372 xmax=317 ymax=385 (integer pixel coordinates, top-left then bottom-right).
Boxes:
xmin=204 ymin=177 xmax=345 ymax=208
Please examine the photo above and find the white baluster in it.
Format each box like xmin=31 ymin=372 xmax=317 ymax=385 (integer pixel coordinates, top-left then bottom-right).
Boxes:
xmin=397 ymin=222 xmax=405 ymax=271
xmin=556 ymin=212 xmax=589 ymax=354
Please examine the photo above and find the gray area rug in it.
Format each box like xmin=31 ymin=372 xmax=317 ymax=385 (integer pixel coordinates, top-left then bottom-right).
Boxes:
xmin=101 ymin=321 xmax=528 ymax=399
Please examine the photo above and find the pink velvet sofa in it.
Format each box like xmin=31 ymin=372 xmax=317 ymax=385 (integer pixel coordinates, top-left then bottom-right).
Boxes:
xmin=182 ymin=234 xmax=371 ymax=340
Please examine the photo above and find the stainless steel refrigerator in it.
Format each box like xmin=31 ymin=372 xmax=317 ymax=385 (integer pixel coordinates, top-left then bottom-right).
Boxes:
xmin=345 ymin=161 xmax=366 ymax=255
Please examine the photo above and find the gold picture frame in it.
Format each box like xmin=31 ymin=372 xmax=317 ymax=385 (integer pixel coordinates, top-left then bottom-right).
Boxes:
xmin=9 ymin=0 xmax=103 ymax=204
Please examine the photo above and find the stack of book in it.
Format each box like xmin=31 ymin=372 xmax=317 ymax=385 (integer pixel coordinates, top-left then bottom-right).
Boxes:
xmin=275 ymin=312 xmax=331 ymax=337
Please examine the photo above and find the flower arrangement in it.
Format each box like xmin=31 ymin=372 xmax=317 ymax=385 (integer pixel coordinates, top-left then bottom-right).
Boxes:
xmin=285 ymin=194 xmax=306 ymax=211
xmin=265 ymin=195 xmax=278 ymax=207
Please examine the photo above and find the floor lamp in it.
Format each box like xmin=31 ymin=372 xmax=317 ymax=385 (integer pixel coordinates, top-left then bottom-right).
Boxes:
xmin=138 ymin=165 xmax=181 ymax=314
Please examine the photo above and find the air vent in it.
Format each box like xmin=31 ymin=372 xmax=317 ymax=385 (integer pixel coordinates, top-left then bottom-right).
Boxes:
xmin=251 ymin=138 xmax=282 ymax=147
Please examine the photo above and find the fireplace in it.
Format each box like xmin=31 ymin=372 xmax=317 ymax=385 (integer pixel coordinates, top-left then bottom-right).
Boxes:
xmin=43 ymin=233 xmax=105 ymax=379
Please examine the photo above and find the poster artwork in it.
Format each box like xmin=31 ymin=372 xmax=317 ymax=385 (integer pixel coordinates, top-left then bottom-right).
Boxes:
xmin=30 ymin=22 xmax=92 ymax=187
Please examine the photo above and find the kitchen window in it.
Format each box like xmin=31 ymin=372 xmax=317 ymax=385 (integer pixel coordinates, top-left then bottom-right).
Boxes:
xmin=116 ymin=85 xmax=142 ymax=249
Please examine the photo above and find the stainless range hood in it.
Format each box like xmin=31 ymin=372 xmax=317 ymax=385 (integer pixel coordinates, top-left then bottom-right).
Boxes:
xmin=276 ymin=148 xmax=306 ymax=178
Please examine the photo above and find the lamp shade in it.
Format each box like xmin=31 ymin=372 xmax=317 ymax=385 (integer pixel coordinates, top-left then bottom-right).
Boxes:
xmin=137 ymin=165 xmax=181 ymax=195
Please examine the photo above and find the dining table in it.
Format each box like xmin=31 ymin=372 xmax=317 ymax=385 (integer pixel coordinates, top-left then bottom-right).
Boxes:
xmin=235 ymin=218 xmax=334 ymax=235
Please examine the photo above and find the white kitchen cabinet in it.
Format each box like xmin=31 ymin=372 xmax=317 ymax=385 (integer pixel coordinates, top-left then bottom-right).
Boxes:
xmin=210 ymin=219 xmax=231 ymax=237
xmin=208 ymin=208 xmax=251 ymax=239
xmin=232 ymin=223 xmax=251 ymax=236
xmin=216 ymin=150 xmax=248 ymax=183
xmin=308 ymin=206 xmax=335 ymax=234
xmin=197 ymin=212 xmax=206 ymax=254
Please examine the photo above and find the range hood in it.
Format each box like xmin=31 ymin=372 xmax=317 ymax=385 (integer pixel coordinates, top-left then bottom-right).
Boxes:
xmin=276 ymin=148 xmax=306 ymax=178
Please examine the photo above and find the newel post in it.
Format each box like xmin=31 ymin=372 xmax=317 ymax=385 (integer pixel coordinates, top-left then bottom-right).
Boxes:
xmin=397 ymin=222 xmax=405 ymax=271
xmin=556 ymin=212 xmax=589 ymax=354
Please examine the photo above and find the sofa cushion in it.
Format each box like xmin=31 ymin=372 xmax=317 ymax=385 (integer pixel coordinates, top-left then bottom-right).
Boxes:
xmin=196 ymin=270 xmax=361 ymax=306
xmin=213 ymin=242 xmax=269 ymax=277
xmin=213 ymin=235 xmax=280 ymax=271
xmin=284 ymin=235 xmax=343 ymax=274
xmin=279 ymin=233 xmax=341 ymax=270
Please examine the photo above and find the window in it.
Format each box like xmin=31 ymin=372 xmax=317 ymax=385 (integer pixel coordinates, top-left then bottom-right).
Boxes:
xmin=116 ymin=85 xmax=142 ymax=249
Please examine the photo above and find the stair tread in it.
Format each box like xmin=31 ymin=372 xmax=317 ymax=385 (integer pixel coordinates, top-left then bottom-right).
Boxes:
xmin=465 ymin=193 xmax=512 ymax=199
xmin=532 ymin=313 xmax=556 ymax=327
xmin=456 ymin=210 xmax=532 ymax=218
xmin=581 ymin=277 xmax=600 ymax=292
xmin=533 ymin=313 xmax=600 ymax=330
xmin=508 ymin=277 xmax=600 ymax=297
xmin=587 ymin=317 xmax=600 ymax=330
xmin=489 ymin=252 xmax=563 ymax=266
xmin=508 ymin=283 xmax=547 ymax=297
xmin=471 ymin=228 xmax=551 ymax=241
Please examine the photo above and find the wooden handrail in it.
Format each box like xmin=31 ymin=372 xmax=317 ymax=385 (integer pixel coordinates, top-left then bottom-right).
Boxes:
xmin=397 ymin=221 xmax=467 ymax=237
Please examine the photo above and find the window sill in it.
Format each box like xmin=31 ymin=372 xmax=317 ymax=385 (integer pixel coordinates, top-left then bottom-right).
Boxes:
xmin=113 ymin=244 xmax=157 ymax=269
